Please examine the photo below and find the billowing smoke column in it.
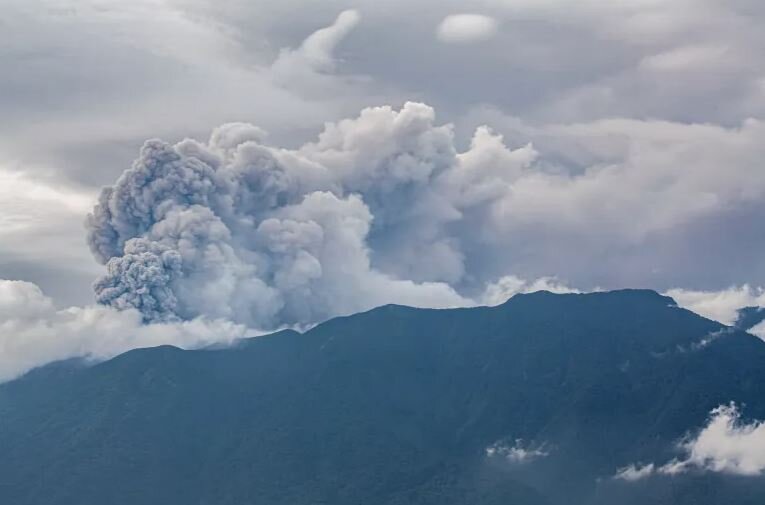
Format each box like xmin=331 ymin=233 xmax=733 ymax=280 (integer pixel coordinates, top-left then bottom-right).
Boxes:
xmin=87 ymin=103 xmax=536 ymax=329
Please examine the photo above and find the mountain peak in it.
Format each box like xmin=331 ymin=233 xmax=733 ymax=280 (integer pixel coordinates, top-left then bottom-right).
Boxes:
xmin=501 ymin=288 xmax=677 ymax=309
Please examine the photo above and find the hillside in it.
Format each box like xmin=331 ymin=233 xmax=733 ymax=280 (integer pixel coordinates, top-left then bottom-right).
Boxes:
xmin=2 ymin=290 xmax=765 ymax=504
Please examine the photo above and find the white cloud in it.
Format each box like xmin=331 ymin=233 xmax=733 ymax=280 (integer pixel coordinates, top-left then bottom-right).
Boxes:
xmin=0 ymin=168 xmax=92 ymax=217
xmin=640 ymin=44 xmax=732 ymax=72
xmin=666 ymin=285 xmax=765 ymax=325
xmin=668 ymin=403 xmax=765 ymax=476
xmin=459 ymin=105 xmax=765 ymax=289
xmin=493 ymin=117 xmax=765 ymax=238
xmin=0 ymin=3 xmax=387 ymax=183
xmin=482 ymin=275 xmax=580 ymax=306
xmin=614 ymin=463 xmax=656 ymax=481
xmin=615 ymin=403 xmax=765 ymax=480
xmin=289 ymin=9 xmax=360 ymax=71
xmin=0 ymin=166 xmax=94 ymax=241
xmin=749 ymin=321 xmax=765 ymax=340
xmin=0 ymin=279 xmax=253 ymax=383
xmin=486 ymin=439 xmax=550 ymax=463
xmin=271 ymin=8 xmax=364 ymax=94
xmin=437 ymin=14 xmax=498 ymax=43
xmin=0 ymin=165 xmax=100 ymax=289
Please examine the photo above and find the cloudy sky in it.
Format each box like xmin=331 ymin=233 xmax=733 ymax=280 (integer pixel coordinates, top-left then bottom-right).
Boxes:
xmin=2 ymin=0 xmax=765 ymax=379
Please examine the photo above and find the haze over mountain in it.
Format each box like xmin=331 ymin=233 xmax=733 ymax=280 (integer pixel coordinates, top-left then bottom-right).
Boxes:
xmin=3 ymin=290 xmax=765 ymax=505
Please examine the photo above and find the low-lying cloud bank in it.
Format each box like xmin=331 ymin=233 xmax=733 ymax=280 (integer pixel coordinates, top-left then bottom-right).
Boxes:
xmin=2 ymin=274 xmax=764 ymax=383
xmin=615 ymin=403 xmax=765 ymax=480
xmin=0 ymin=273 xmax=577 ymax=382
xmin=0 ymin=279 xmax=252 ymax=383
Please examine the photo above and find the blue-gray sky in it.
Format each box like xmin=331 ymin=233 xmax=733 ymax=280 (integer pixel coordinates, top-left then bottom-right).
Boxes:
xmin=2 ymin=0 xmax=765 ymax=379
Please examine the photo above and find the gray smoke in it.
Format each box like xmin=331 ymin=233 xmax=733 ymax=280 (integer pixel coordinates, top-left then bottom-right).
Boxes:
xmin=88 ymin=100 xmax=765 ymax=331
xmin=87 ymin=103 xmax=535 ymax=329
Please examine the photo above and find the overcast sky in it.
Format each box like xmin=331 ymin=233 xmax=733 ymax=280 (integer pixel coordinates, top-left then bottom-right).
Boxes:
xmin=2 ymin=0 xmax=765 ymax=378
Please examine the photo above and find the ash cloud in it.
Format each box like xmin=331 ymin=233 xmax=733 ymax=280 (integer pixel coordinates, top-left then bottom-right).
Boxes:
xmin=87 ymin=102 xmax=536 ymax=329
xmin=86 ymin=98 xmax=765 ymax=331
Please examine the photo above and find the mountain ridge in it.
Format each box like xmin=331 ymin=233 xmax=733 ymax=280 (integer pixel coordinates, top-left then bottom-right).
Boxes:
xmin=2 ymin=289 xmax=764 ymax=505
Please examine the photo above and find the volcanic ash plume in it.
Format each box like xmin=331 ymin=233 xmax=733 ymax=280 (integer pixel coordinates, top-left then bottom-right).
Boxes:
xmin=86 ymin=103 xmax=536 ymax=329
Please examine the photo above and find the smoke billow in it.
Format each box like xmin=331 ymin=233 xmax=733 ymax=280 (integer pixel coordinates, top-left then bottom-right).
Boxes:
xmin=87 ymin=103 xmax=536 ymax=329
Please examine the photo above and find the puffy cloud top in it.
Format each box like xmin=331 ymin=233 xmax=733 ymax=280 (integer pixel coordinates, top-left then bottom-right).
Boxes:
xmin=86 ymin=101 xmax=765 ymax=331
xmin=615 ymin=403 xmax=765 ymax=479
xmin=437 ymin=14 xmax=498 ymax=43
xmin=87 ymin=103 xmax=539 ymax=329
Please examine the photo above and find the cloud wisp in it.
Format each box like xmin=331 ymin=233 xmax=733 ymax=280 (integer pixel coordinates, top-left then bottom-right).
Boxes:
xmin=615 ymin=403 xmax=765 ymax=480
xmin=666 ymin=286 xmax=765 ymax=330
xmin=437 ymin=14 xmax=498 ymax=43
xmin=486 ymin=439 xmax=550 ymax=464
xmin=276 ymin=9 xmax=361 ymax=73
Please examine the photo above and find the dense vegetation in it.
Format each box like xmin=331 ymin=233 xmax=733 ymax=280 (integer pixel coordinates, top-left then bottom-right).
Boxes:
xmin=2 ymin=290 xmax=765 ymax=504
